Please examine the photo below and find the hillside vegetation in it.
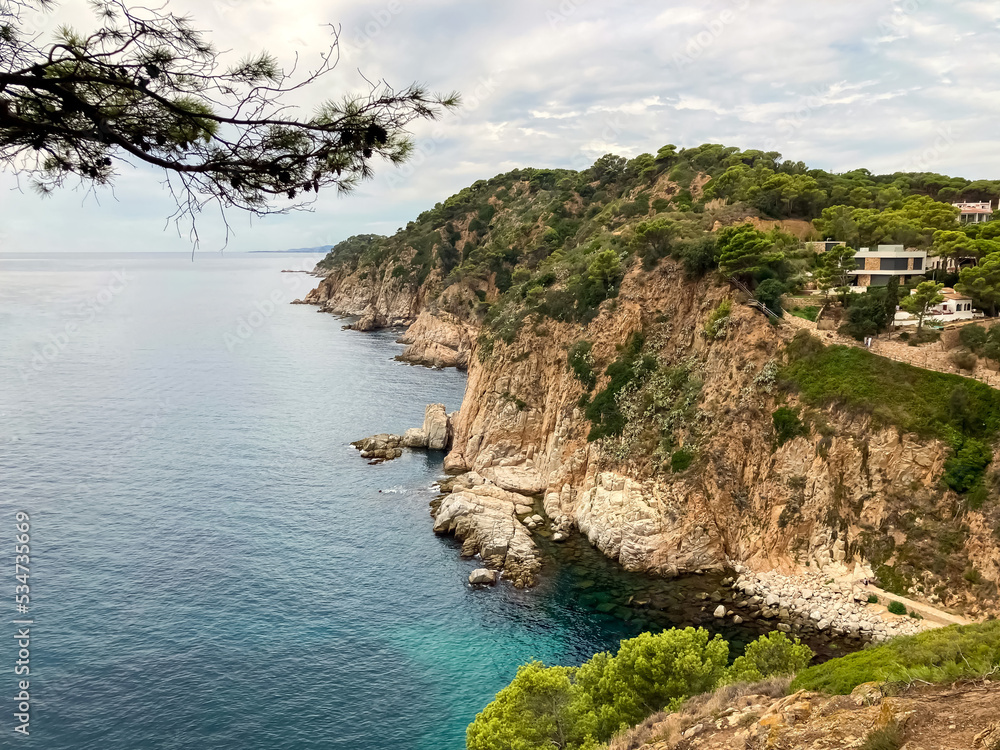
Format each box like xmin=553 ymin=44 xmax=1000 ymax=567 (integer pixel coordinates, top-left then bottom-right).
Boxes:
xmin=316 ymin=144 xmax=999 ymax=345
xmin=467 ymin=621 xmax=1000 ymax=750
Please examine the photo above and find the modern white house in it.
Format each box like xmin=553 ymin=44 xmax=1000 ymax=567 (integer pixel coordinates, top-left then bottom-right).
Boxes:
xmin=954 ymin=201 xmax=995 ymax=225
xmin=848 ymin=245 xmax=928 ymax=289
xmin=894 ymin=287 xmax=984 ymax=326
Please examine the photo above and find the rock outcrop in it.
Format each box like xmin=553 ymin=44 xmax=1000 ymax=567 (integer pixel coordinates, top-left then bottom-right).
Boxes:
xmin=468 ymin=568 xmax=498 ymax=585
xmin=432 ymin=471 xmax=541 ymax=587
xmin=300 ymin=264 xmax=429 ymax=330
xmin=433 ymin=260 xmax=999 ymax=611
xmin=619 ymin=681 xmax=1000 ymax=750
xmin=352 ymin=405 xmax=458 ymax=462
xmin=396 ymin=310 xmax=475 ymax=369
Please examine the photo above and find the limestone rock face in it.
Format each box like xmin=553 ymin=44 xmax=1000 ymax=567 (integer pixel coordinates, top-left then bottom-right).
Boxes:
xmin=436 ymin=259 xmax=997 ymax=603
xmin=299 ymin=264 xmax=428 ymax=330
xmin=318 ymin=252 xmax=997 ymax=606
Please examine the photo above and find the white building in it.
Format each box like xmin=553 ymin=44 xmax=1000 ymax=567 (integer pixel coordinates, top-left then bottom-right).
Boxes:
xmin=954 ymin=201 xmax=995 ymax=225
xmin=894 ymin=287 xmax=983 ymax=326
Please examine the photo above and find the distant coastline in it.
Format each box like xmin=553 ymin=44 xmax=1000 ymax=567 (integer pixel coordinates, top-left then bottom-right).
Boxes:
xmin=250 ymin=247 xmax=333 ymax=254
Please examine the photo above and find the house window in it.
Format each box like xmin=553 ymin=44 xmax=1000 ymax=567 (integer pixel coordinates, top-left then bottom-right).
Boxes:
xmin=880 ymin=257 xmax=909 ymax=271
xmin=913 ymin=258 xmax=923 ymax=271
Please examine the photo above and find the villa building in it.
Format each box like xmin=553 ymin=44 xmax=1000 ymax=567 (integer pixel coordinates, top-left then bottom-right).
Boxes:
xmin=895 ymin=287 xmax=982 ymax=326
xmin=954 ymin=201 xmax=995 ymax=225
xmin=848 ymin=245 xmax=927 ymax=289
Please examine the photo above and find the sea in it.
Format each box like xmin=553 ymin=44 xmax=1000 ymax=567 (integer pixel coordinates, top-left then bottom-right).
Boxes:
xmin=0 ymin=252 xmax=803 ymax=750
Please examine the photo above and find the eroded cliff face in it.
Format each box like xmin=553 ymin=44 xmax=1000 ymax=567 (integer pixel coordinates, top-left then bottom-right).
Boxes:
xmin=434 ymin=261 xmax=998 ymax=613
xmin=300 ymin=263 xmax=431 ymax=331
xmin=300 ymin=256 xmax=998 ymax=610
xmin=300 ymin=264 xmax=479 ymax=367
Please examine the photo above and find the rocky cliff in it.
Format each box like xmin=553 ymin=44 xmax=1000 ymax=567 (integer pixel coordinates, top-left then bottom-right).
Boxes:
xmin=298 ymin=147 xmax=1000 ymax=613
xmin=304 ymin=254 xmax=999 ymax=613
xmin=433 ymin=262 xmax=997 ymax=613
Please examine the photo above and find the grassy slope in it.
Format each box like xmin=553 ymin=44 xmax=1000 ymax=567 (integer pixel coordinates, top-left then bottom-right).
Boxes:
xmin=791 ymin=620 xmax=1000 ymax=694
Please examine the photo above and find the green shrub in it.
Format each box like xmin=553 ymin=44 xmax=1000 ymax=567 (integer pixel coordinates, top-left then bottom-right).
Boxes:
xmin=576 ymin=628 xmax=729 ymax=738
xmin=772 ymin=407 xmax=807 ymax=447
xmin=704 ymin=300 xmax=733 ymax=341
xmin=585 ymin=333 xmax=654 ymax=441
xmin=754 ymin=279 xmax=786 ymax=317
xmin=943 ymin=437 xmax=993 ymax=494
xmin=468 ymin=627 xmax=729 ymax=749
xmin=950 ymin=349 xmax=978 ymax=372
xmin=724 ymin=631 xmax=813 ymax=684
xmin=887 ymin=601 xmax=907 ymax=616
xmin=670 ymin=447 xmax=695 ymax=473
xmin=859 ymin=720 xmax=904 ymax=750
xmin=867 ymin=594 xmax=879 ymax=604
xmin=964 ymin=567 xmax=983 ymax=585
xmin=790 ymin=621 xmax=1000 ymax=694
xmin=960 ymin=324 xmax=988 ymax=352
xmin=568 ymin=341 xmax=597 ymax=391
xmin=674 ymin=237 xmax=717 ymax=279
xmin=465 ymin=662 xmax=600 ymax=750
xmin=966 ymin=482 xmax=989 ymax=510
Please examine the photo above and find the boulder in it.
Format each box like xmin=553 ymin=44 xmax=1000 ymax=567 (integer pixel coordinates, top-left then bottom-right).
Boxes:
xmin=403 ymin=428 xmax=428 ymax=448
xmin=714 ymin=605 xmax=726 ymax=618
xmin=469 ymin=568 xmax=498 ymax=585
xmin=423 ymin=403 xmax=450 ymax=451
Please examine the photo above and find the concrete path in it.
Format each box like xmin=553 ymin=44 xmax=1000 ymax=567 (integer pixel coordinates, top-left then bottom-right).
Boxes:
xmin=862 ymin=583 xmax=971 ymax=629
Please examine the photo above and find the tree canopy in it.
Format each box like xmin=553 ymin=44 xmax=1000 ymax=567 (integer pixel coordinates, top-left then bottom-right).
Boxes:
xmin=900 ymin=281 xmax=945 ymax=330
xmin=714 ymin=222 xmax=791 ymax=281
xmin=957 ymin=253 xmax=1000 ymax=317
xmin=0 ymin=0 xmax=458 ymax=238
xmin=814 ymin=196 xmax=961 ymax=248
xmin=466 ymin=627 xmax=813 ymax=750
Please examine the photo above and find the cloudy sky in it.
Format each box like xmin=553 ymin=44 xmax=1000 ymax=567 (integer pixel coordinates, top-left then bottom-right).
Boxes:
xmin=2 ymin=0 xmax=999 ymax=254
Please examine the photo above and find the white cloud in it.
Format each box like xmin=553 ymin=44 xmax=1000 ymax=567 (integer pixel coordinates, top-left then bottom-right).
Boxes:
xmin=2 ymin=0 xmax=999 ymax=253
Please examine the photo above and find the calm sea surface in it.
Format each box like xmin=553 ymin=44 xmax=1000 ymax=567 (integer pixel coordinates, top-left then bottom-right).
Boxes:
xmin=0 ymin=252 xmax=799 ymax=750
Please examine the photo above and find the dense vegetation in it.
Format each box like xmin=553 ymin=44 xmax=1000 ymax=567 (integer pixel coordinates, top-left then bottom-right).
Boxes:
xmin=466 ymin=628 xmax=812 ymax=750
xmin=791 ymin=620 xmax=1000 ymax=694
xmin=315 ymin=143 xmax=1000 ymax=349
xmin=469 ymin=620 xmax=1000 ymax=749
xmin=780 ymin=331 xmax=1000 ymax=597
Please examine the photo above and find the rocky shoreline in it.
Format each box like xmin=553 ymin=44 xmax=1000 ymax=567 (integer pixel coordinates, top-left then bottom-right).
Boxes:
xmin=724 ymin=565 xmax=929 ymax=643
xmin=351 ymin=404 xmax=456 ymax=463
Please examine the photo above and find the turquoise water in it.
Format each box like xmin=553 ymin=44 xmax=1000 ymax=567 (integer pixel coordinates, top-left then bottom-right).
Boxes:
xmin=0 ymin=253 xmax=791 ymax=749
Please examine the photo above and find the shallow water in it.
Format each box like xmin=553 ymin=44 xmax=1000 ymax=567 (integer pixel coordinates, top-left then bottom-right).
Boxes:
xmin=0 ymin=252 xmax=831 ymax=750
